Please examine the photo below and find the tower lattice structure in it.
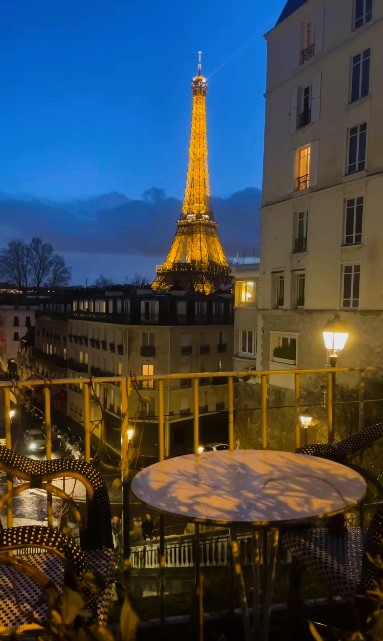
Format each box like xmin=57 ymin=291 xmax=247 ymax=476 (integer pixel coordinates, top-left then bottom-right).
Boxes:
xmin=152 ymin=53 xmax=230 ymax=294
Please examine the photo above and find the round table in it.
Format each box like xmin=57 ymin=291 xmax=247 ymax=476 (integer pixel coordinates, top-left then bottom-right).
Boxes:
xmin=131 ymin=449 xmax=367 ymax=525
xmin=131 ymin=450 xmax=366 ymax=641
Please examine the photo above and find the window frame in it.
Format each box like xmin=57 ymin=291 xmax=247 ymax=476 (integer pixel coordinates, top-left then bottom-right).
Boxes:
xmin=353 ymin=0 xmax=372 ymax=30
xmin=347 ymin=123 xmax=367 ymax=174
xmin=238 ymin=329 xmax=256 ymax=357
xmin=342 ymin=264 xmax=361 ymax=309
xmin=295 ymin=144 xmax=311 ymax=190
xmin=350 ymin=48 xmax=370 ymax=103
xmin=343 ymin=196 xmax=364 ymax=245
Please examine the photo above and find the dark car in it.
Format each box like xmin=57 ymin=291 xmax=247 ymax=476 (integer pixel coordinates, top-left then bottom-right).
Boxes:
xmin=197 ymin=443 xmax=229 ymax=453
xmin=24 ymin=428 xmax=46 ymax=453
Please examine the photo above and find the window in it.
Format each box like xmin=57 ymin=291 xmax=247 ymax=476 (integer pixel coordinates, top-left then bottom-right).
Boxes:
xmin=300 ymin=21 xmax=314 ymax=64
xmin=342 ymin=264 xmax=360 ymax=308
xmin=235 ymin=280 xmax=256 ymax=305
xmin=344 ymin=197 xmax=363 ymax=245
xmin=195 ymin=301 xmax=207 ymax=320
xmin=141 ymin=364 xmax=154 ymax=389
xmin=290 ymin=74 xmax=321 ymax=132
xmin=177 ymin=301 xmax=187 ymax=320
xmin=272 ymin=273 xmax=285 ymax=308
xmin=142 ymin=332 xmax=155 ymax=347
xmin=347 ymin=123 xmax=367 ymax=174
xmin=13 ymin=316 xmax=19 ymax=327
xmin=13 ymin=331 xmax=19 ymax=341
xmin=141 ymin=300 xmax=159 ymax=322
xmin=238 ymin=330 xmax=255 ymax=357
xmin=350 ymin=49 xmax=370 ymax=103
xmin=354 ymin=0 xmax=372 ymax=29
xmin=293 ymin=211 xmax=308 ymax=253
xmin=271 ymin=334 xmax=297 ymax=364
xmin=295 ymin=145 xmax=311 ymax=190
xmin=26 ymin=316 xmax=31 ymax=327
xmin=292 ymin=272 xmax=306 ymax=308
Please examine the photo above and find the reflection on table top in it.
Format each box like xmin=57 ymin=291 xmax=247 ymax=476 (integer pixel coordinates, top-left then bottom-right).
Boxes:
xmin=131 ymin=450 xmax=367 ymax=526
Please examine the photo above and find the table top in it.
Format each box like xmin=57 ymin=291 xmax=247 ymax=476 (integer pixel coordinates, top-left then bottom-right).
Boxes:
xmin=131 ymin=450 xmax=367 ymax=526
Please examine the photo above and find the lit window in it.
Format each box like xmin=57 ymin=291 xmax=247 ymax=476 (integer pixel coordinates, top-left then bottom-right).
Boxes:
xmin=236 ymin=281 xmax=256 ymax=305
xmin=141 ymin=364 xmax=154 ymax=389
xmin=354 ymin=0 xmax=372 ymax=29
xmin=238 ymin=330 xmax=255 ymax=356
xmin=344 ymin=197 xmax=363 ymax=245
xmin=347 ymin=123 xmax=367 ymax=174
xmin=342 ymin=265 xmax=360 ymax=308
xmin=295 ymin=145 xmax=311 ymax=190
xmin=350 ymin=49 xmax=370 ymax=103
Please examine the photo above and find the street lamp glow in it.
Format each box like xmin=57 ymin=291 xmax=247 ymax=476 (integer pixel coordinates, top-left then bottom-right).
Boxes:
xmin=322 ymin=314 xmax=349 ymax=359
xmin=299 ymin=409 xmax=312 ymax=429
xmin=127 ymin=428 xmax=134 ymax=442
xmin=9 ymin=410 xmax=15 ymax=419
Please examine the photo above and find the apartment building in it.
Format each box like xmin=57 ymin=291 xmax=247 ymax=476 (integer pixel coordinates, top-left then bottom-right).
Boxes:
xmin=259 ymin=0 xmax=383 ymax=387
xmin=29 ymin=287 xmax=234 ymax=455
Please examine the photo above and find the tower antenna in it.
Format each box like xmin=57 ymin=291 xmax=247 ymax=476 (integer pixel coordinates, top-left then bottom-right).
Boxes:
xmin=198 ymin=50 xmax=202 ymax=75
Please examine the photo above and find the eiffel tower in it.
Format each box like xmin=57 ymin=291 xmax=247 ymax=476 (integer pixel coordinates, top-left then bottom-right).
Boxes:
xmin=152 ymin=53 xmax=230 ymax=294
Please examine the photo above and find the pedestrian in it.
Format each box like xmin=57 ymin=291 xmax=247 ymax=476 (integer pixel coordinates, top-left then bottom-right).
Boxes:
xmin=142 ymin=513 xmax=154 ymax=540
xmin=111 ymin=515 xmax=122 ymax=551
xmin=130 ymin=516 xmax=143 ymax=542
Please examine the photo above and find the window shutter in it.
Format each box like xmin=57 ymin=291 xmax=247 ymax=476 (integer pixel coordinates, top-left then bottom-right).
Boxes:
xmin=311 ymin=72 xmax=322 ymax=121
xmin=289 ymin=86 xmax=298 ymax=133
xmin=310 ymin=140 xmax=319 ymax=186
xmin=314 ymin=5 xmax=324 ymax=55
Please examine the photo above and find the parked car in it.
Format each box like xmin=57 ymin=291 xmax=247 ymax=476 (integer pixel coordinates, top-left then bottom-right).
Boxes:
xmin=197 ymin=443 xmax=229 ymax=453
xmin=24 ymin=428 xmax=46 ymax=452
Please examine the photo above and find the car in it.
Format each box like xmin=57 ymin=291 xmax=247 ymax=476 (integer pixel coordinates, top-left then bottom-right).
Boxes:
xmin=24 ymin=428 xmax=46 ymax=452
xmin=197 ymin=443 xmax=229 ymax=453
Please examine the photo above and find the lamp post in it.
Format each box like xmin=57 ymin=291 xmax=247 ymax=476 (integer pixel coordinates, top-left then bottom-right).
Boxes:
xmin=322 ymin=314 xmax=349 ymax=443
xmin=299 ymin=408 xmax=313 ymax=446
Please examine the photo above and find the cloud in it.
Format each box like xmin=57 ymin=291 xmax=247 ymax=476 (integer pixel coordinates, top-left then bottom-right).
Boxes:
xmin=0 ymin=187 xmax=261 ymax=261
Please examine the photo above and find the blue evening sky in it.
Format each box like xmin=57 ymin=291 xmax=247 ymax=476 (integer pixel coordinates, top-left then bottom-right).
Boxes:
xmin=1 ymin=0 xmax=286 ymax=201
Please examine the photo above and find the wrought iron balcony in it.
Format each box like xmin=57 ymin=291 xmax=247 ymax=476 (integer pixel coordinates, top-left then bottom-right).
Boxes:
xmin=217 ymin=343 xmax=227 ymax=353
xmin=181 ymin=345 xmax=192 ymax=355
xmin=140 ymin=345 xmax=156 ymax=357
xmin=300 ymin=42 xmax=314 ymax=65
xmin=293 ymin=237 xmax=308 ymax=253
xmin=298 ymin=109 xmax=311 ymax=128
xmin=200 ymin=345 xmax=210 ymax=355
xmin=295 ymin=174 xmax=310 ymax=191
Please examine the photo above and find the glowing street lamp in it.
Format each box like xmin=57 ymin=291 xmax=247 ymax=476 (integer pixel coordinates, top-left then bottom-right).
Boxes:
xmin=127 ymin=428 xmax=134 ymax=442
xmin=322 ymin=314 xmax=349 ymax=367
xmin=322 ymin=314 xmax=349 ymax=443
xmin=299 ymin=408 xmax=312 ymax=446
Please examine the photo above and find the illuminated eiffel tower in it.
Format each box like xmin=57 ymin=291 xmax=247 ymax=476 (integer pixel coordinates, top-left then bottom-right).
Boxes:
xmin=152 ymin=53 xmax=230 ymax=294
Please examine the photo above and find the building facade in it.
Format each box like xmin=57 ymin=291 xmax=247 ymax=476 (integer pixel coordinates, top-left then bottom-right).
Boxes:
xmin=259 ymin=0 xmax=383 ymax=387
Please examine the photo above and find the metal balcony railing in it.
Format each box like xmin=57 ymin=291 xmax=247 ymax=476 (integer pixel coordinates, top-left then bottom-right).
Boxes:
xmin=295 ymin=174 xmax=310 ymax=191
xmin=300 ymin=42 xmax=314 ymax=64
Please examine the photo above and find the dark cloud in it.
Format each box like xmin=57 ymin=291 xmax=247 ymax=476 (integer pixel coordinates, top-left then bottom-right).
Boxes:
xmin=0 ymin=187 xmax=261 ymax=259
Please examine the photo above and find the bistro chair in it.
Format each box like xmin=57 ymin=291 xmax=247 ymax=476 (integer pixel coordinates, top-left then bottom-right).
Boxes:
xmin=282 ymin=423 xmax=383 ymax=638
xmin=0 ymin=446 xmax=115 ymax=637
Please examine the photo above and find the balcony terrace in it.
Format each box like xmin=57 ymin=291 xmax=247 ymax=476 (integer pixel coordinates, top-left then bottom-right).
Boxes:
xmin=0 ymin=366 xmax=382 ymax=639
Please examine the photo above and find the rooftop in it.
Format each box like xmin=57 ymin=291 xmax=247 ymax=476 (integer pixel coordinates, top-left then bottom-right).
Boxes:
xmin=277 ymin=0 xmax=309 ymax=24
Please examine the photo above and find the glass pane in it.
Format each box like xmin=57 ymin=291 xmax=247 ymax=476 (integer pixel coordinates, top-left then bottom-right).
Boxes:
xmin=358 ymin=127 xmax=367 ymax=170
xmin=351 ymin=55 xmax=361 ymax=102
xmin=248 ymin=332 xmax=253 ymax=354
xmin=361 ymin=51 xmax=370 ymax=97
xmin=348 ymin=129 xmax=358 ymax=172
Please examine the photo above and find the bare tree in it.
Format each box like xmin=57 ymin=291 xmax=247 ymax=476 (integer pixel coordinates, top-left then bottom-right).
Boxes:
xmin=48 ymin=254 xmax=71 ymax=287
xmin=94 ymin=275 xmax=115 ymax=287
xmin=0 ymin=238 xmax=71 ymax=289
xmin=0 ymin=240 xmax=29 ymax=288
xmin=131 ymin=272 xmax=149 ymax=286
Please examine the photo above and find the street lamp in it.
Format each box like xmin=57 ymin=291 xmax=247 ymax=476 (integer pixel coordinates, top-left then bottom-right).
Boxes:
xmin=322 ymin=314 xmax=349 ymax=443
xmin=299 ymin=408 xmax=312 ymax=446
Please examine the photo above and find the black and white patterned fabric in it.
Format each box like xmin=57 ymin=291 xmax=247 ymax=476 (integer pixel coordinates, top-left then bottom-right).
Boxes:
xmin=0 ymin=448 xmax=116 ymax=635
xmin=0 ymin=446 xmax=113 ymax=549
xmin=284 ymin=423 xmax=383 ymax=601
xmin=283 ymin=527 xmax=363 ymax=600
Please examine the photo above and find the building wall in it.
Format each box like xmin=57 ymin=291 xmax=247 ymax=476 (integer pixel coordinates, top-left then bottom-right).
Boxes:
xmin=259 ymin=0 xmax=383 ymax=385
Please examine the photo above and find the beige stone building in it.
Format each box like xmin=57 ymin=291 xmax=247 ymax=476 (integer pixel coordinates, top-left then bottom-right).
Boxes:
xmin=30 ymin=288 xmax=234 ymax=456
xmin=259 ymin=0 xmax=383 ymax=387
